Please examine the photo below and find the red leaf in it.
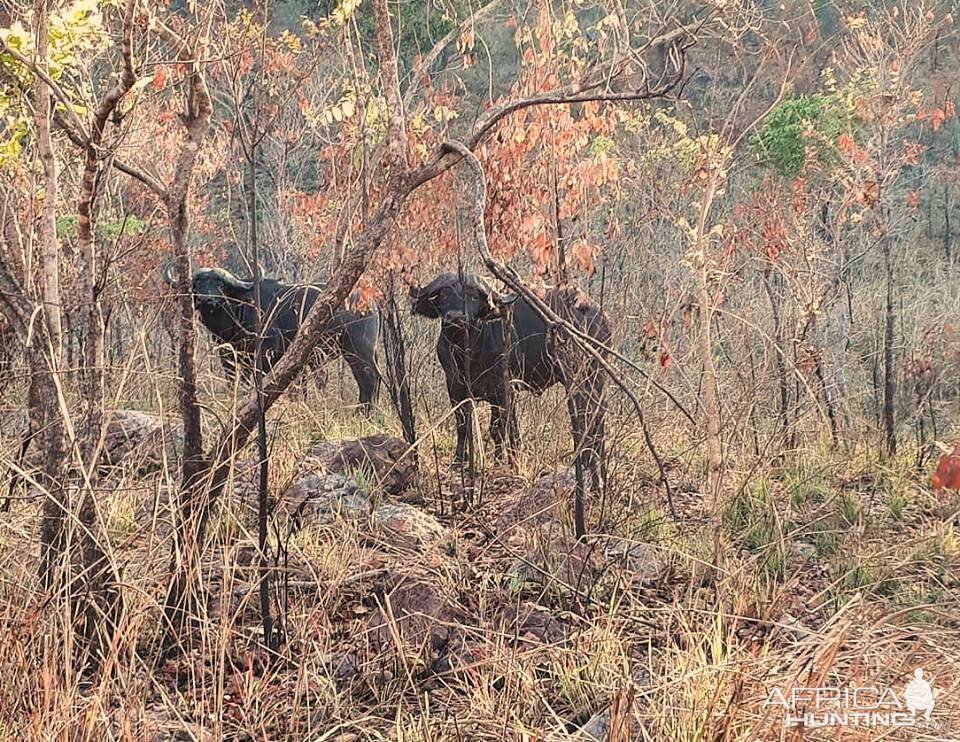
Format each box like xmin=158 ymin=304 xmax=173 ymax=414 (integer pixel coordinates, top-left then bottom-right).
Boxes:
xmin=932 ymin=445 xmax=960 ymax=489
xmin=152 ymin=65 xmax=168 ymax=91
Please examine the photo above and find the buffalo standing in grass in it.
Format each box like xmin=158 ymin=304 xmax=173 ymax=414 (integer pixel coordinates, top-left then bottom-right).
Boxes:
xmin=164 ymin=265 xmax=381 ymax=411
xmin=411 ymin=272 xmax=608 ymax=531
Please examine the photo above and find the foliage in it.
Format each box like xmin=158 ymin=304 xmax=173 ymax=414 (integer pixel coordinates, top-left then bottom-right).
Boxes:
xmin=0 ymin=0 xmax=108 ymax=167
xmin=751 ymin=91 xmax=859 ymax=178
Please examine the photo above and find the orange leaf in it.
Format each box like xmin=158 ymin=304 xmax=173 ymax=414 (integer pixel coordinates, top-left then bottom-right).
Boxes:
xmin=152 ymin=65 xmax=168 ymax=91
xmin=932 ymin=445 xmax=960 ymax=489
xmin=932 ymin=109 xmax=945 ymax=131
xmin=906 ymin=191 xmax=919 ymax=209
xmin=571 ymin=241 xmax=595 ymax=277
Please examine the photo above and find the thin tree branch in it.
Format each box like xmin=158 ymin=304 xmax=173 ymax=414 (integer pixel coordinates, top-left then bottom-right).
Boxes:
xmin=442 ymin=138 xmax=678 ymax=519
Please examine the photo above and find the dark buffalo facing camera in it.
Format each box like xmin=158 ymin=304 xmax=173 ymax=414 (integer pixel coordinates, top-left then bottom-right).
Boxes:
xmin=411 ymin=272 xmax=609 ymax=521
xmin=165 ymin=264 xmax=381 ymax=411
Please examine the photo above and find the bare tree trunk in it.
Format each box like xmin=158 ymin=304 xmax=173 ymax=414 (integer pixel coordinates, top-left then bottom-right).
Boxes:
xmin=33 ymin=0 xmax=63 ymax=361
xmin=162 ymin=201 xmax=209 ymax=644
xmin=944 ymin=184 xmax=952 ymax=262
xmin=882 ymin=223 xmax=896 ymax=455
xmin=693 ymin=173 xmax=723 ymax=499
xmin=761 ymin=267 xmax=790 ymax=441
xmin=29 ymin=0 xmax=69 ymax=592
xmin=245 ymin=139 xmax=277 ymax=651
xmin=382 ymin=278 xmax=417 ymax=445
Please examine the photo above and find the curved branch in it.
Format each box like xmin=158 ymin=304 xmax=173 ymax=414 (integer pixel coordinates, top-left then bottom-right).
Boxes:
xmin=0 ymin=35 xmax=87 ymax=141
xmin=442 ymin=138 xmax=678 ymax=519
xmin=409 ymin=37 xmax=689 ymax=190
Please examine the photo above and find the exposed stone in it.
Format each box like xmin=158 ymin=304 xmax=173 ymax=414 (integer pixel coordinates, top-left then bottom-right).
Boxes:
xmin=599 ymin=538 xmax=662 ymax=584
xmin=364 ymin=577 xmax=466 ymax=672
xmin=92 ymin=410 xmax=183 ymax=475
xmin=302 ymin=434 xmax=416 ymax=496
xmin=371 ymin=502 xmax=445 ymax=549
xmin=498 ymin=466 xmax=575 ymax=531
xmin=277 ymin=472 xmax=372 ymax=534
xmin=507 ymin=539 xmax=600 ymax=591
xmin=577 ymin=708 xmax=611 ymax=741
xmin=1 ymin=408 xmax=181 ymax=480
xmin=496 ymin=600 xmax=570 ymax=645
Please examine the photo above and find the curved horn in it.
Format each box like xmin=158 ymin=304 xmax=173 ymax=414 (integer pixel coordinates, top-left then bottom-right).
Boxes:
xmin=161 ymin=259 xmax=179 ymax=287
xmin=208 ymin=267 xmax=254 ymax=291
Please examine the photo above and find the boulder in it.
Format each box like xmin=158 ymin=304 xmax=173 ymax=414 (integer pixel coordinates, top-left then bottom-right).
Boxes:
xmin=2 ymin=408 xmax=181 ymax=482
xmin=93 ymin=410 xmax=183 ymax=475
xmin=364 ymin=577 xmax=467 ymax=672
xmin=276 ymin=472 xmax=372 ymax=534
xmin=498 ymin=466 xmax=575 ymax=531
xmin=371 ymin=502 xmax=445 ymax=549
xmin=301 ymin=434 xmax=416 ymax=496
xmin=599 ymin=538 xmax=662 ymax=584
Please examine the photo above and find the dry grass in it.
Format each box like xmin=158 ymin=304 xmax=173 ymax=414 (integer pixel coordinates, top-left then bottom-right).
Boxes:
xmin=0 ymin=372 xmax=958 ymax=741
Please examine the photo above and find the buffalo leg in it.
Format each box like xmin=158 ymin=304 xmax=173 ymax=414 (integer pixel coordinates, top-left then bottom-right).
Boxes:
xmin=218 ymin=345 xmax=239 ymax=382
xmin=343 ymin=351 xmax=380 ymax=413
xmin=452 ymin=398 xmax=474 ymax=465
xmin=581 ymin=378 xmax=607 ymax=492
xmin=490 ymin=403 xmax=508 ymax=460
xmin=339 ymin=322 xmax=380 ymax=413
xmin=491 ymin=400 xmax=520 ymax=462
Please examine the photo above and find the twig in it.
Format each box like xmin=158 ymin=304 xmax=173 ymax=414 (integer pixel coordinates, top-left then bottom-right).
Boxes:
xmin=442 ymin=139 xmax=678 ymax=520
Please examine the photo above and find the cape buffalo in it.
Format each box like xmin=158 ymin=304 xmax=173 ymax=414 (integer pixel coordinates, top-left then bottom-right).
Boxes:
xmin=165 ymin=265 xmax=381 ymax=411
xmin=411 ymin=272 xmax=608 ymax=528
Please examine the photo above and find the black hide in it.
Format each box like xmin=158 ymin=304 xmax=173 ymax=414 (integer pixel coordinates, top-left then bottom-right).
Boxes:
xmin=190 ymin=268 xmax=380 ymax=409
xmin=410 ymin=272 xmax=609 ymax=477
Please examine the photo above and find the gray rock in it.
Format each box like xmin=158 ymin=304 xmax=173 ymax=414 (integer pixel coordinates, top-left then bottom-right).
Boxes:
xmin=371 ymin=502 xmax=445 ymax=549
xmin=600 ymin=539 xmax=662 ymax=583
xmin=301 ymin=434 xmax=417 ymax=496
xmin=278 ymin=472 xmax=372 ymax=534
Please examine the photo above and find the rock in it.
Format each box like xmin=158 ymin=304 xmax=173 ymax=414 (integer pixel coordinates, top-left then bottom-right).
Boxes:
xmin=93 ymin=410 xmax=183 ymax=475
xmin=277 ymin=472 xmax=372 ymax=533
xmin=0 ymin=408 xmax=27 ymax=438
xmin=507 ymin=539 xmax=600 ymax=591
xmin=364 ymin=577 xmax=466 ymax=672
xmin=578 ymin=708 xmax=611 ymax=741
xmin=0 ymin=408 xmax=181 ymax=480
xmin=331 ymin=652 xmax=360 ymax=683
xmin=576 ymin=688 xmax=640 ymax=741
xmin=599 ymin=539 xmax=662 ymax=583
xmin=301 ymin=434 xmax=416 ymax=496
xmin=498 ymin=466 xmax=575 ymax=531
xmin=371 ymin=502 xmax=445 ymax=549
xmin=497 ymin=601 xmax=570 ymax=645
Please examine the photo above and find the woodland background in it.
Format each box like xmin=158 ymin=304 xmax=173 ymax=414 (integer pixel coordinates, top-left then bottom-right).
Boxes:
xmin=0 ymin=0 xmax=959 ymax=739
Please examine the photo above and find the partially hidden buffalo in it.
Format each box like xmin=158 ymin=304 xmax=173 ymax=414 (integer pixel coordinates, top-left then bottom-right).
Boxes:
xmin=411 ymin=272 xmax=609 ymax=529
xmin=164 ymin=265 xmax=381 ymax=410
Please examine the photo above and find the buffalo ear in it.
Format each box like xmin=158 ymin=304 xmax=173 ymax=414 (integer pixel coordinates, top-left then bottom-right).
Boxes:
xmin=499 ymin=293 xmax=518 ymax=307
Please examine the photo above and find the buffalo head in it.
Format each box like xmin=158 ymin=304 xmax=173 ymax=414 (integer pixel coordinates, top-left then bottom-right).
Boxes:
xmin=410 ymin=272 xmax=512 ymax=326
xmin=189 ymin=267 xmax=254 ymax=316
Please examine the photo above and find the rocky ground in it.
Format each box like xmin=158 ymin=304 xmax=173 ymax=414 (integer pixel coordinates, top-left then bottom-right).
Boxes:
xmin=0 ymin=404 xmax=958 ymax=740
